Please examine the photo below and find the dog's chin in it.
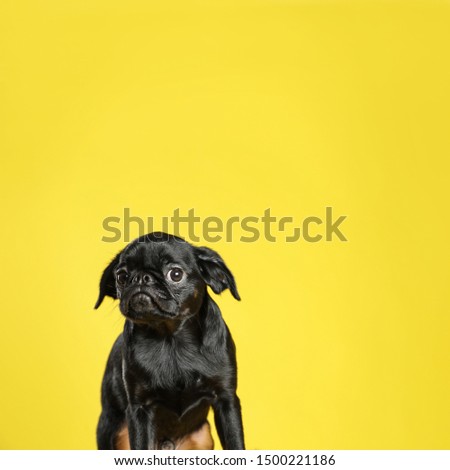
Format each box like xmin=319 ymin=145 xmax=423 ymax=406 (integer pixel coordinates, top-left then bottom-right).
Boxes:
xmin=122 ymin=292 xmax=178 ymax=324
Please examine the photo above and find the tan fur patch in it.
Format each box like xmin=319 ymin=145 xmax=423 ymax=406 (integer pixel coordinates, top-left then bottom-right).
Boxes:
xmin=176 ymin=422 xmax=214 ymax=450
xmin=113 ymin=422 xmax=214 ymax=450
xmin=115 ymin=426 xmax=131 ymax=450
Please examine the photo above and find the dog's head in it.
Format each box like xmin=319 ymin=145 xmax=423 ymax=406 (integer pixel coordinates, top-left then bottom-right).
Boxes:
xmin=94 ymin=232 xmax=240 ymax=324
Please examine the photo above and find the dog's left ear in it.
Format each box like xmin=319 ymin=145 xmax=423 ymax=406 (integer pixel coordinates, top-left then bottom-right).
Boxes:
xmin=195 ymin=246 xmax=240 ymax=300
xmin=94 ymin=251 xmax=122 ymax=309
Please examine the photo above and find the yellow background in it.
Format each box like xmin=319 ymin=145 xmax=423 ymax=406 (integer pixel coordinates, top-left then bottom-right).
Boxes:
xmin=0 ymin=0 xmax=449 ymax=450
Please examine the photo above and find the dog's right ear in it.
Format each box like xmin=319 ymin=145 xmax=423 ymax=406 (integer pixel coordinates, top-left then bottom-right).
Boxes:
xmin=94 ymin=251 xmax=122 ymax=309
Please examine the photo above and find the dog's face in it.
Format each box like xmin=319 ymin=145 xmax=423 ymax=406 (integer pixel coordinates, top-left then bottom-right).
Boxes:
xmin=95 ymin=233 xmax=240 ymax=324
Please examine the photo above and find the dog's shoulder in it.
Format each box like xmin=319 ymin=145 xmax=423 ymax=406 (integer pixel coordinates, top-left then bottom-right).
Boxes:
xmin=199 ymin=296 xmax=234 ymax=350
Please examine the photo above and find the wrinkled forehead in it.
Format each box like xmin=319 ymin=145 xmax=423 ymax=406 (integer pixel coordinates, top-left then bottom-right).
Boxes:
xmin=119 ymin=240 xmax=196 ymax=271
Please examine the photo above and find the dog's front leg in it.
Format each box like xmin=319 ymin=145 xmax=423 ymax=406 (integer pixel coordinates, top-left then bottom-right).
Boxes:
xmin=126 ymin=404 xmax=157 ymax=450
xmin=213 ymin=393 xmax=245 ymax=450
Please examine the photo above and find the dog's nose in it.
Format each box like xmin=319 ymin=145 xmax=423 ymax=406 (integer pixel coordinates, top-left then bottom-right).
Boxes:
xmin=131 ymin=273 xmax=153 ymax=285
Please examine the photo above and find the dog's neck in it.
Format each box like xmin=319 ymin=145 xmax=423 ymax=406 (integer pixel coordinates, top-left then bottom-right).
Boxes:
xmin=122 ymin=294 xmax=222 ymax=346
xmin=124 ymin=316 xmax=190 ymax=338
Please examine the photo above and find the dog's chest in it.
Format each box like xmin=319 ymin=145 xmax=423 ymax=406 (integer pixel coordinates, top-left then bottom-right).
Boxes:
xmin=129 ymin=335 xmax=217 ymax=414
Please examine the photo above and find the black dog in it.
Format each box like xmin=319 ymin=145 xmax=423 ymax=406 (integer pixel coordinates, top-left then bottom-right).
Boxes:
xmin=94 ymin=232 xmax=245 ymax=450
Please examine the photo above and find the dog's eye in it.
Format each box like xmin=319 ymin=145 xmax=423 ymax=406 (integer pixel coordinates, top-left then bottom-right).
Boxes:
xmin=116 ymin=271 xmax=129 ymax=285
xmin=167 ymin=268 xmax=184 ymax=283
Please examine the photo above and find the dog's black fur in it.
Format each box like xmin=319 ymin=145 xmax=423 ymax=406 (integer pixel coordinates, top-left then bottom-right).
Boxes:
xmin=94 ymin=232 xmax=245 ymax=450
